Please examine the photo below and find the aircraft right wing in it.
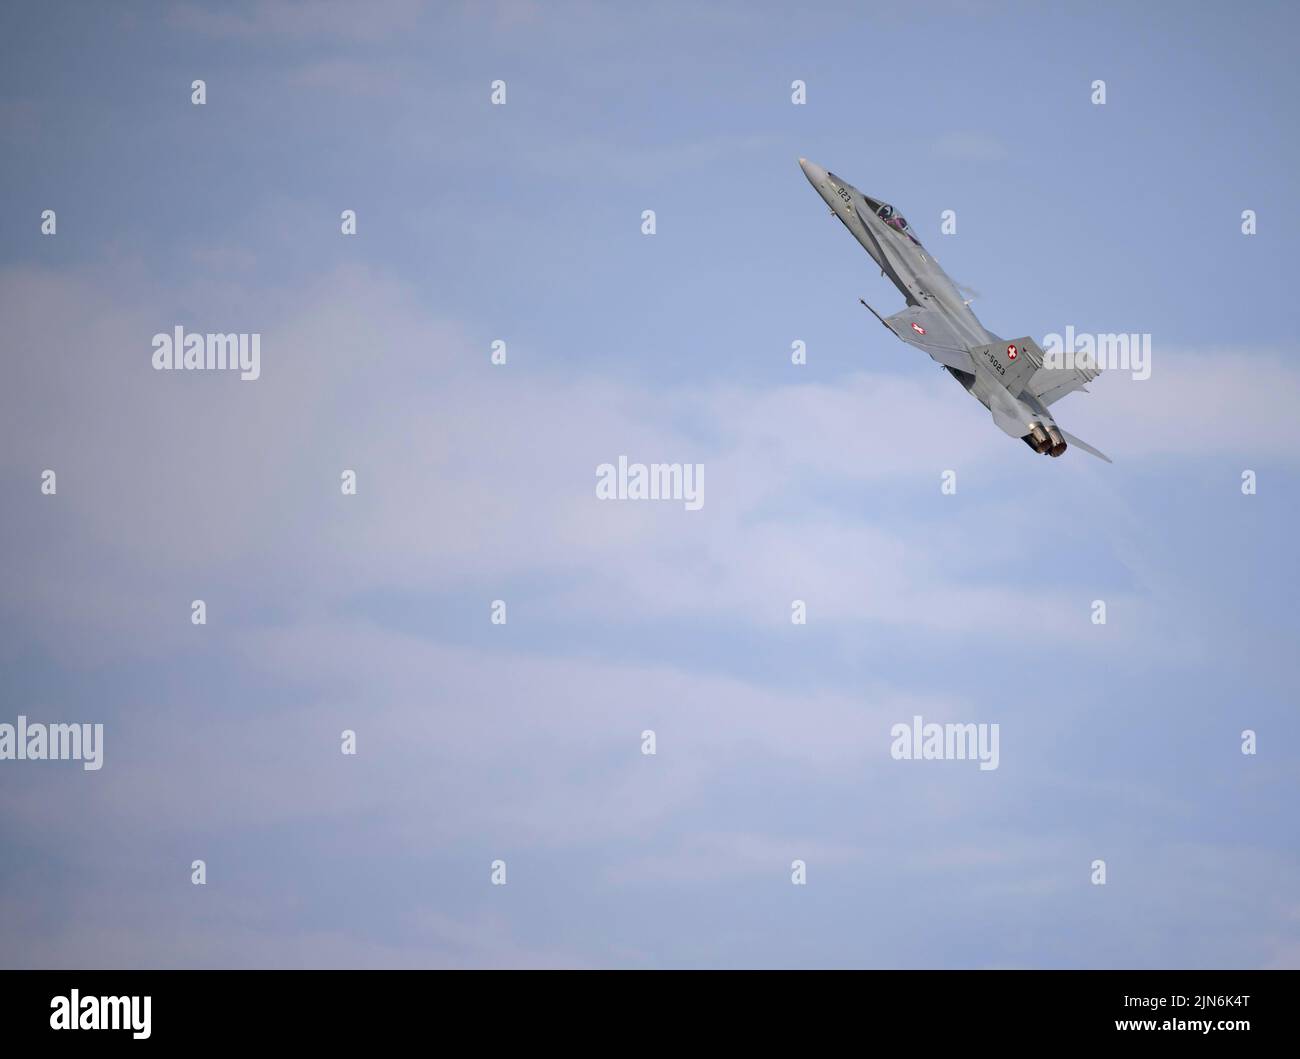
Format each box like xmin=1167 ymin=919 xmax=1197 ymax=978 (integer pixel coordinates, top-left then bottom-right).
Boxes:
xmin=1028 ymin=361 xmax=1102 ymax=406
xmin=878 ymin=305 xmax=975 ymax=373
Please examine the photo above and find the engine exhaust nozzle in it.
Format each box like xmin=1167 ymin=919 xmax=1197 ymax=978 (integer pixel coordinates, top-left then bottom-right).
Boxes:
xmin=1027 ymin=423 xmax=1051 ymax=454
xmin=1045 ymin=425 xmax=1067 ymax=457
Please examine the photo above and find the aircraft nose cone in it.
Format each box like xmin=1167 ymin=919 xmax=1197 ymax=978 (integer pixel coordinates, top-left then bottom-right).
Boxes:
xmin=799 ymin=157 xmax=828 ymax=187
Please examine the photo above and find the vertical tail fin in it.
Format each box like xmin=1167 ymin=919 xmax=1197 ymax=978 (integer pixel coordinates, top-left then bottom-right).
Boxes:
xmin=971 ymin=336 xmax=1044 ymax=395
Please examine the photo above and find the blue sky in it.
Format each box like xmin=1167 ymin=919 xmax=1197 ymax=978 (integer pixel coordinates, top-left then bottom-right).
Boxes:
xmin=1 ymin=0 xmax=1298 ymax=968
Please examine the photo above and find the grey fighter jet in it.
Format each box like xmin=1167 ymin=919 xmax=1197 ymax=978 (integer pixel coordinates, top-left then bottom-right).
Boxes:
xmin=798 ymin=158 xmax=1110 ymax=462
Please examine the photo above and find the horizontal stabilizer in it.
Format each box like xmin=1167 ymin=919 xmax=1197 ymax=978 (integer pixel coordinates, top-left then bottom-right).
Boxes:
xmin=1061 ymin=429 xmax=1112 ymax=463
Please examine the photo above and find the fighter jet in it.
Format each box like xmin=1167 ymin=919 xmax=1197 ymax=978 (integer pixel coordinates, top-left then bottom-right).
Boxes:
xmin=798 ymin=158 xmax=1110 ymax=462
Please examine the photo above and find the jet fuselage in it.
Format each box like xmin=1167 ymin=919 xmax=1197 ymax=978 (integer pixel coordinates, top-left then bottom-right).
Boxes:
xmin=798 ymin=158 xmax=1065 ymax=450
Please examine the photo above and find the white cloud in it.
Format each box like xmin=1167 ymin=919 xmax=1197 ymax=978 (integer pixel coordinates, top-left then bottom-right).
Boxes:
xmin=3 ymin=263 xmax=1288 ymax=669
xmin=3 ymin=263 xmax=1298 ymax=967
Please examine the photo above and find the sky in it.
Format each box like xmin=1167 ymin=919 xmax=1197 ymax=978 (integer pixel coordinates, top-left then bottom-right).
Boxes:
xmin=0 ymin=0 xmax=1298 ymax=968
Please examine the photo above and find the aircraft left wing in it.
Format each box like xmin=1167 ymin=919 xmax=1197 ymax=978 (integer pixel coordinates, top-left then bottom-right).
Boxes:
xmin=875 ymin=304 xmax=975 ymax=373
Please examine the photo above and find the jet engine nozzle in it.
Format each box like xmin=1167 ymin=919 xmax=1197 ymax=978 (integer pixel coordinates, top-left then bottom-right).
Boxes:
xmin=1026 ymin=423 xmax=1052 ymax=454
xmin=1045 ymin=425 xmax=1068 ymax=457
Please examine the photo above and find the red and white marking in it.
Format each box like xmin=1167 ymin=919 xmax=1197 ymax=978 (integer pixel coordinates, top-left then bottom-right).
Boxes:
xmin=1006 ymin=344 xmax=1018 ymax=359
xmin=911 ymin=323 xmax=927 ymax=335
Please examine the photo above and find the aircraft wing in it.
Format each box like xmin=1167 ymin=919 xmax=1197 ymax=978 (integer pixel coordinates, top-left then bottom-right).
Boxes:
xmin=879 ymin=305 xmax=975 ymax=373
xmin=1029 ymin=361 xmax=1102 ymax=406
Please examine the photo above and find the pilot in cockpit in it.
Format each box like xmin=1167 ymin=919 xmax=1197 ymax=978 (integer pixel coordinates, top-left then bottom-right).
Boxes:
xmin=876 ymin=203 xmax=908 ymax=232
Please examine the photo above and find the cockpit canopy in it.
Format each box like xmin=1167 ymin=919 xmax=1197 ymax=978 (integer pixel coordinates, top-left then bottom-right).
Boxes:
xmin=876 ymin=203 xmax=907 ymax=230
xmin=874 ymin=201 xmax=921 ymax=246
